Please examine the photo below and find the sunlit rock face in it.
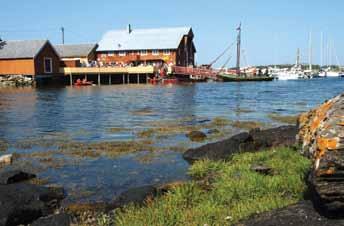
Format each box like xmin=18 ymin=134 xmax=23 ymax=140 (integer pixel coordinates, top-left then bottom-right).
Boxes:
xmin=298 ymin=93 xmax=344 ymax=218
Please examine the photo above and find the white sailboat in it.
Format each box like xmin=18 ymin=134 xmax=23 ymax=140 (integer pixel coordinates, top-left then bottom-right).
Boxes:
xmin=303 ymin=31 xmax=319 ymax=78
xmin=276 ymin=48 xmax=303 ymax=80
xmin=321 ymin=37 xmax=344 ymax=77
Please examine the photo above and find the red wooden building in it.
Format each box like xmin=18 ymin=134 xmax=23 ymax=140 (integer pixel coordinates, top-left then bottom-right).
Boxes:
xmin=0 ymin=40 xmax=60 ymax=77
xmin=96 ymin=25 xmax=196 ymax=67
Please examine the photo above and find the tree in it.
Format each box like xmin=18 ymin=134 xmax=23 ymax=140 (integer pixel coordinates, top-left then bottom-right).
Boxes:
xmin=0 ymin=37 xmax=6 ymax=49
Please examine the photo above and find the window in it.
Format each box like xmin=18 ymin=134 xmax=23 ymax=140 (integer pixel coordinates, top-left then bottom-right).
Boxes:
xmin=163 ymin=50 xmax=171 ymax=55
xmin=152 ymin=50 xmax=159 ymax=56
xmin=44 ymin=57 xmax=52 ymax=73
xmin=140 ymin=50 xmax=148 ymax=56
xmin=108 ymin=52 xmax=114 ymax=56
xmin=119 ymin=51 xmax=126 ymax=56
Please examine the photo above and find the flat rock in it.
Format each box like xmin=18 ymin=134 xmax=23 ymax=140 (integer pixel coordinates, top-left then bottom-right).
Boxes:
xmin=0 ymin=170 xmax=36 ymax=185
xmin=31 ymin=213 xmax=71 ymax=226
xmin=0 ymin=183 xmax=65 ymax=226
xmin=186 ymin=131 xmax=207 ymax=142
xmin=112 ymin=185 xmax=157 ymax=208
xmin=238 ymin=201 xmax=344 ymax=226
xmin=250 ymin=164 xmax=273 ymax=175
xmin=183 ymin=126 xmax=297 ymax=163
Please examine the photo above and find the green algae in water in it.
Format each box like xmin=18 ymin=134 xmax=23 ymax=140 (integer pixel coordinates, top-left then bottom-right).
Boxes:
xmin=268 ymin=113 xmax=299 ymax=124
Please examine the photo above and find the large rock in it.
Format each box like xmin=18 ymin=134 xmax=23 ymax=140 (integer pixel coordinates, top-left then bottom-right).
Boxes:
xmin=0 ymin=154 xmax=12 ymax=167
xmin=183 ymin=125 xmax=297 ymax=162
xmin=111 ymin=185 xmax=157 ymax=208
xmin=238 ymin=201 xmax=344 ymax=226
xmin=298 ymin=93 xmax=344 ymax=218
xmin=0 ymin=170 xmax=36 ymax=185
xmin=0 ymin=183 xmax=65 ymax=226
xmin=31 ymin=213 xmax=71 ymax=226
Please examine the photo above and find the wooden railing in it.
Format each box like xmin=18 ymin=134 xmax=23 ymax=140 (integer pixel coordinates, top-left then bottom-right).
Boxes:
xmin=172 ymin=66 xmax=219 ymax=78
xmin=60 ymin=66 xmax=154 ymax=75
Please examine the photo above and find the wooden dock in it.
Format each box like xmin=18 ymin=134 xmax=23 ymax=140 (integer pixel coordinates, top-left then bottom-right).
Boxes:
xmin=60 ymin=66 xmax=155 ymax=85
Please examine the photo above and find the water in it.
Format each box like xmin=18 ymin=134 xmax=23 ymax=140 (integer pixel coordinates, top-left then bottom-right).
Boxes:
xmin=0 ymin=78 xmax=343 ymax=203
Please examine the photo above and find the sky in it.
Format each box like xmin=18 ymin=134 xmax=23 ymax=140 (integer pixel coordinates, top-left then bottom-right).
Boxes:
xmin=1 ymin=0 xmax=343 ymax=67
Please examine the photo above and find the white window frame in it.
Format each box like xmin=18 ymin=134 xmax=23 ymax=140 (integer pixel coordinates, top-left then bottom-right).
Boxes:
xmin=152 ymin=50 xmax=159 ymax=56
xmin=163 ymin=49 xmax=171 ymax=55
xmin=108 ymin=52 xmax=114 ymax=56
xmin=44 ymin=57 xmax=53 ymax=74
xmin=140 ymin=50 xmax=148 ymax=56
xmin=118 ymin=51 xmax=126 ymax=56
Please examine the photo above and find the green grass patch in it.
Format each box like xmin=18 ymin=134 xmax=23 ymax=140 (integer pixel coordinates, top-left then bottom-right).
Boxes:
xmin=111 ymin=147 xmax=311 ymax=226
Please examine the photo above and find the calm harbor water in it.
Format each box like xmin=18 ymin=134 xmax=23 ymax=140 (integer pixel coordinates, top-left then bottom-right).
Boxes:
xmin=0 ymin=78 xmax=343 ymax=204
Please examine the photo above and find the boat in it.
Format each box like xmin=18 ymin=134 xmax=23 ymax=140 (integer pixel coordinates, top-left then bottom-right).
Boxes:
xmin=217 ymin=23 xmax=273 ymax=82
xmin=148 ymin=77 xmax=178 ymax=85
xmin=74 ymin=79 xmax=93 ymax=86
xmin=219 ymin=73 xmax=273 ymax=82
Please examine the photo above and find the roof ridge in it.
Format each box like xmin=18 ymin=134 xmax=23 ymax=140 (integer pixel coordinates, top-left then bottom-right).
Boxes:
xmin=108 ymin=26 xmax=191 ymax=33
xmin=55 ymin=43 xmax=97 ymax=46
xmin=4 ymin=39 xmax=48 ymax=43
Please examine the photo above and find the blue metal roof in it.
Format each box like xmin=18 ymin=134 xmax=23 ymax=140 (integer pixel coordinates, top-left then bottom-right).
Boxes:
xmin=97 ymin=26 xmax=192 ymax=51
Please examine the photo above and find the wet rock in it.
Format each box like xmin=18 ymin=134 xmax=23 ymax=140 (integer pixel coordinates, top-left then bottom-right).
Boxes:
xmin=0 ymin=183 xmax=65 ymax=226
xmin=0 ymin=154 xmax=12 ymax=167
xmin=297 ymin=93 xmax=344 ymax=218
xmin=250 ymin=164 xmax=273 ymax=175
xmin=112 ymin=185 xmax=157 ymax=208
xmin=207 ymin=129 xmax=220 ymax=134
xmin=238 ymin=201 xmax=344 ymax=226
xmin=186 ymin=131 xmax=207 ymax=142
xmin=183 ymin=126 xmax=297 ymax=163
xmin=0 ymin=170 xmax=36 ymax=184
xmin=31 ymin=213 xmax=71 ymax=226
xmin=156 ymin=181 xmax=186 ymax=194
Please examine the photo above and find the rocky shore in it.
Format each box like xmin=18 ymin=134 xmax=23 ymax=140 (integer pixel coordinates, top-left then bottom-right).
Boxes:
xmin=0 ymin=75 xmax=34 ymax=87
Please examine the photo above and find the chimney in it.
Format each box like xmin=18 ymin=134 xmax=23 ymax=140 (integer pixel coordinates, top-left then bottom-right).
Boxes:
xmin=127 ymin=24 xmax=132 ymax=34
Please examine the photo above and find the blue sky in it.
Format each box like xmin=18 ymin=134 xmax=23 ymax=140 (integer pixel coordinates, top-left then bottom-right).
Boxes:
xmin=1 ymin=0 xmax=343 ymax=66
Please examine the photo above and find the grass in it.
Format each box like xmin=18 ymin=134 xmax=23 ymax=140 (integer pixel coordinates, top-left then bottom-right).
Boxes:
xmin=110 ymin=147 xmax=310 ymax=226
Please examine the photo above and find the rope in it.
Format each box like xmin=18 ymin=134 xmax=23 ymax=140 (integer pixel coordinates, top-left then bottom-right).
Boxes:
xmin=209 ymin=41 xmax=236 ymax=67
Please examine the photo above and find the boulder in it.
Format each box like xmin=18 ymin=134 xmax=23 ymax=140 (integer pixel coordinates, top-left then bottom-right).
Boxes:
xmin=250 ymin=164 xmax=273 ymax=176
xmin=0 ymin=170 xmax=36 ymax=185
xmin=186 ymin=131 xmax=207 ymax=142
xmin=0 ymin=154 xmax=12 ymax=167
xmin=112 ymin=185 xmax=157 ymax=208
xmin=238 ymin=201 xmax=344 ymax=226
xmin=297 ymin=93 xmax=344 ymax=217
xmin=183 ymin=126 xmax=297 ymax=163
xmin=31 ymin=213 xmax=71 ymax=226
xmin=0 ymin=183 xmax=65 ymax=226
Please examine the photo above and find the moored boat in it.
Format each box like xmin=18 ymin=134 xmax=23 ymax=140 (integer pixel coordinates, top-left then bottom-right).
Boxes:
xmin=219 ymin=73 xmax=273 ymax=82
xmin=74 ymin=79 xmax=93 ymax=86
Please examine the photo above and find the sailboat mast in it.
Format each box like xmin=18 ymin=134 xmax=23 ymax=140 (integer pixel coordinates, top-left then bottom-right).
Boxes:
xmin=236 ymin=23 xmax=241 ymax=75
xmin=320 ymin=32 xmax=323 ymax=68
xmin=296 ymin=48 xmax=300 ymax=67
xmin=309 ymin=31 xmax=312 ymax=71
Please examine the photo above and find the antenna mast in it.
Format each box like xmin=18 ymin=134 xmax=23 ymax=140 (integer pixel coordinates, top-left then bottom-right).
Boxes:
xmin=61 ymin=27 xmax=65 ymax=44
xmin=236 ymin=23 xmax=241 ymax=75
